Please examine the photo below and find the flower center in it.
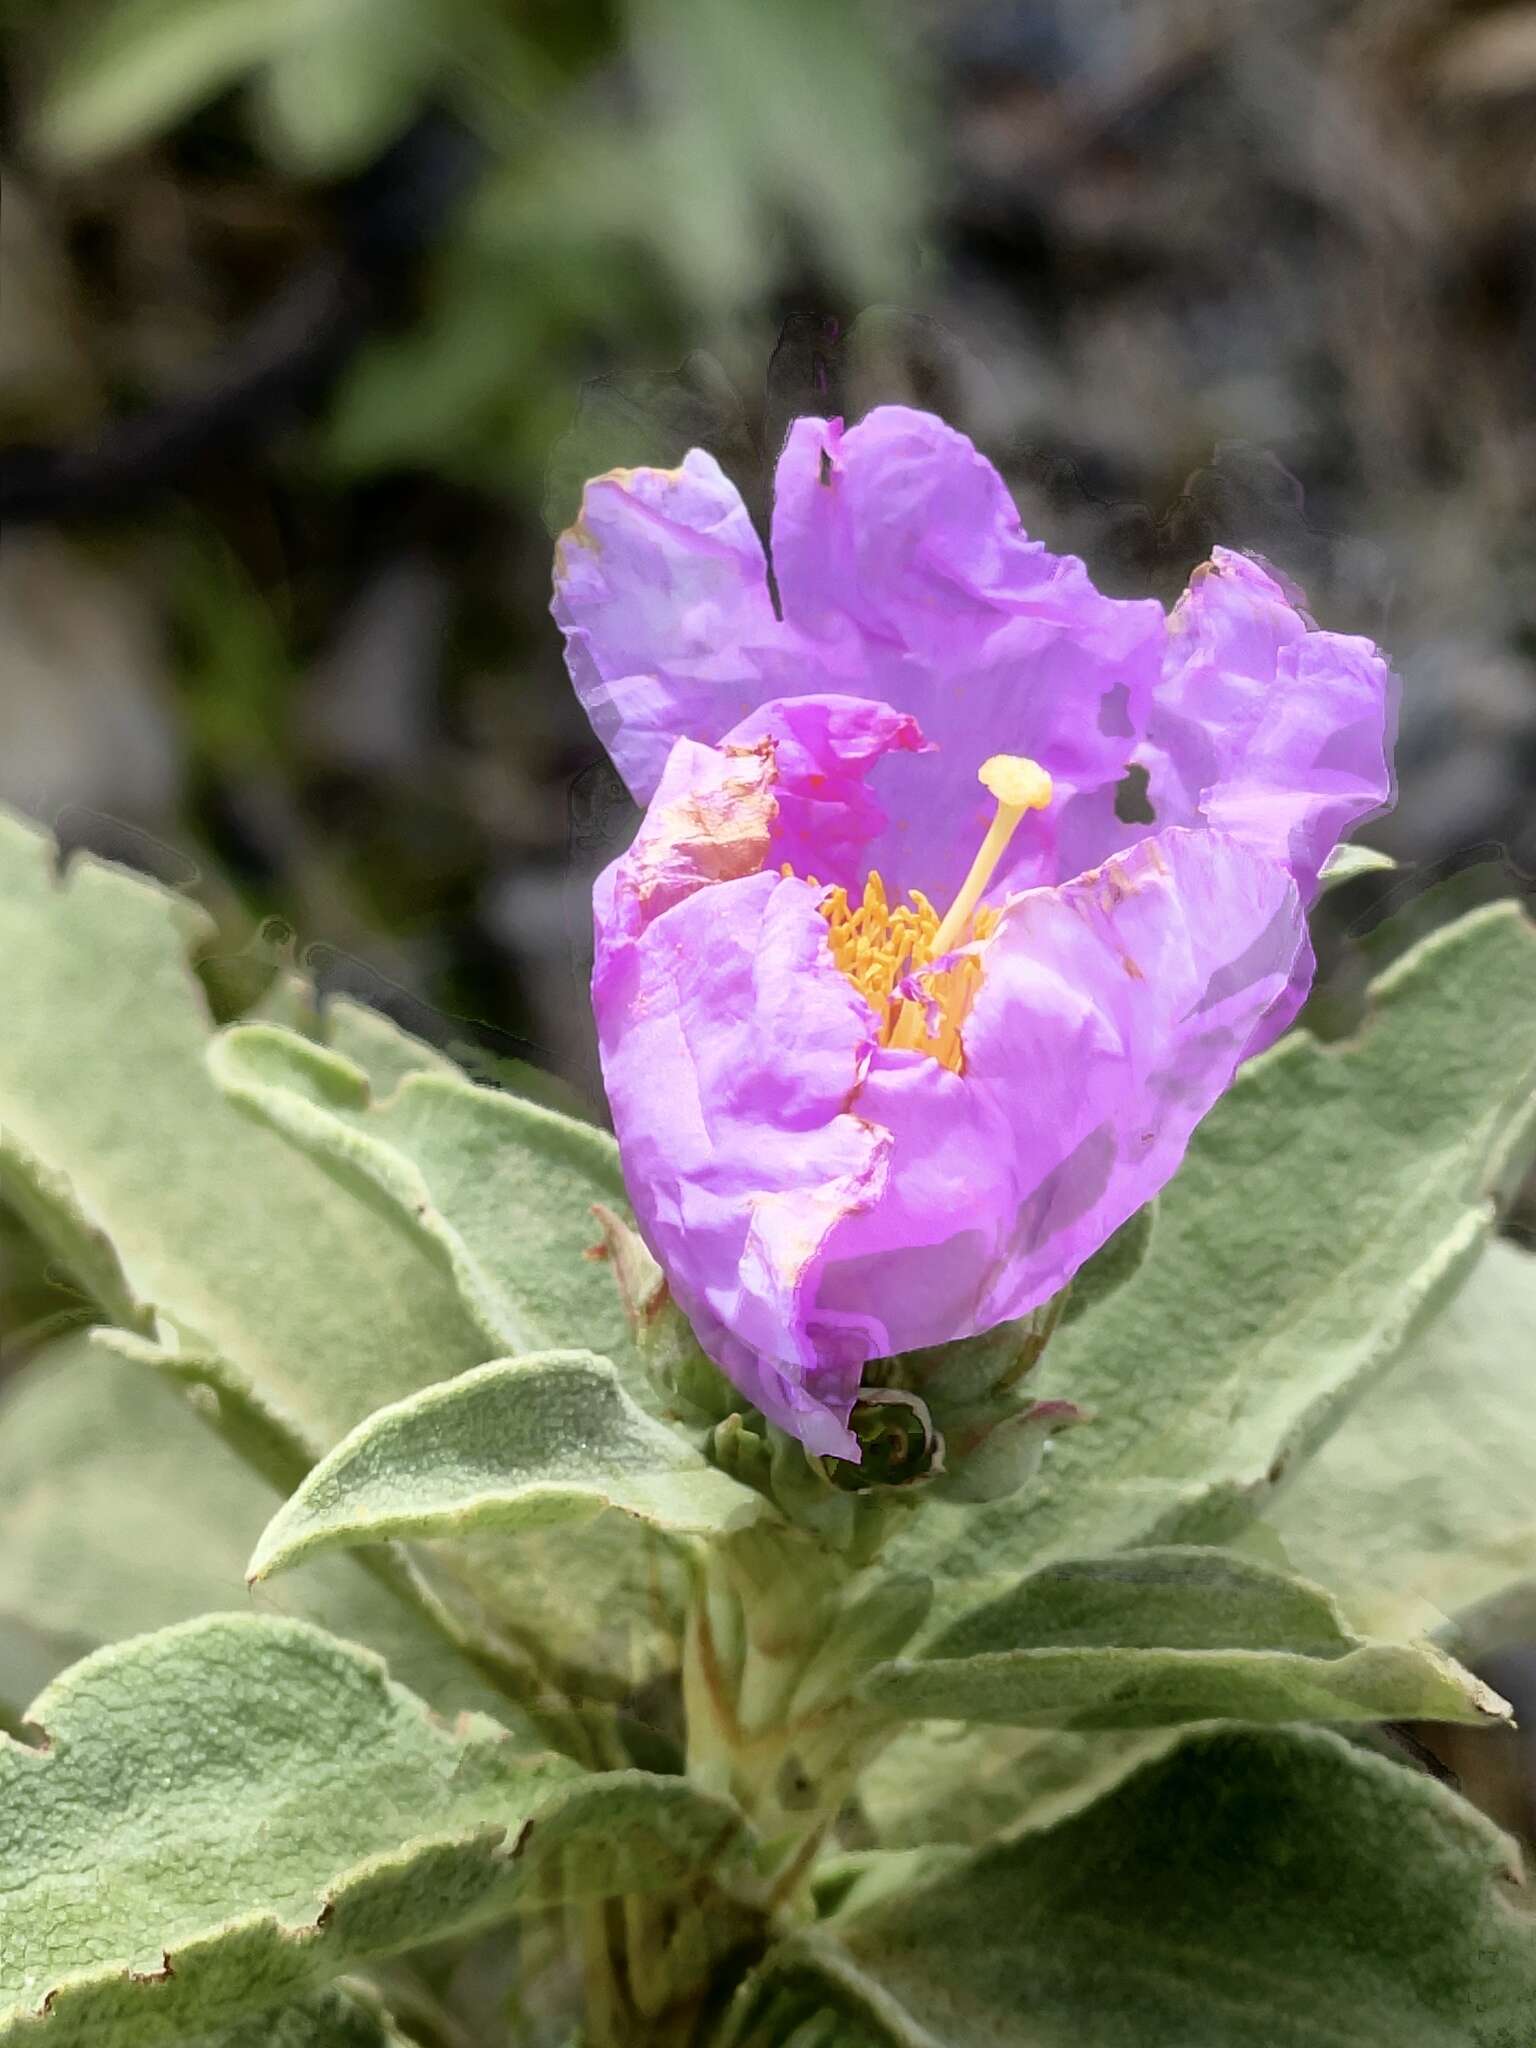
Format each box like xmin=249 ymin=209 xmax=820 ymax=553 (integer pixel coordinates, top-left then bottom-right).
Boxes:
xmin=794 ymin=754 xmax=1053 ymax=1075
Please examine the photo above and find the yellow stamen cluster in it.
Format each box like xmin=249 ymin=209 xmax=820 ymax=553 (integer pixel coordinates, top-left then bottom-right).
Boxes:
xmin=780 ymin=871 xmax=999 ymax=1073
xmin=785 ymin=752 xmax=1052 ymax=1076
xmin=815 ymin=871 xmax=933 ymax=1005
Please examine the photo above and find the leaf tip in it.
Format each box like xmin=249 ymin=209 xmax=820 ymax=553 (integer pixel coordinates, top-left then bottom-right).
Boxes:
xmin=244 ymin=1533 xmax=286 ymax=1586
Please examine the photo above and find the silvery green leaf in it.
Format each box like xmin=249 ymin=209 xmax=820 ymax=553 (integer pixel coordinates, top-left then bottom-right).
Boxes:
xmin=175 ymin=1987 xmax=412 ymax=2048
xmin=249 ymin=1351 xmax=760 ymax=1584
xmin=738 ymin=1727 xmax=1536 ymax=2048
xmin=0 ymin=1334 xmax=517 ymax=1728
xmin=0 ymin=810 xmax=490 ymax=1451
xmin=861 ymin=1548 xmax=1506 ymax=1730
xmin=1318 ymin=841 xmax=1397 ymax=887
xmin=209 ymin=1023 xmax=636 ymax=1373
xmin=1261 ymin=1237 xmax=1536 ymax=1632
xmin=857 ymin=1721 xmax=1179 ymax=1851
xmin=0 ymin=1615 xmax=747 ymax=2047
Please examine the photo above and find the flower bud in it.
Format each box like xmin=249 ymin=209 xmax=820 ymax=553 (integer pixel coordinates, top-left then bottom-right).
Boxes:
xmin=827 ymin=1388 xmax=944 ymax=1492
xmin=868 ymin=1286 xmax=1087 ymax=1505
xmin=890 ymin=1293 xmax=1065 ymax=1416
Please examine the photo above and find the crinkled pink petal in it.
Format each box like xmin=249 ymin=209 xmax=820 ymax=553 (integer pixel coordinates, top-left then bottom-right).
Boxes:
xmin=553 ymin=408 xmax=1164 ymax=899
xmin=552 ymin=450 xmax=792 ymax=803
xmin=959 ymin=827 xmax=1304 ymax=1323
xmin=769 ymin=409 xmax=1166 ymax=899
xmin=723 ymin=692 xmax=929 ymax=889
xmin=593 ymin=701 xmax=930 ymax=1456
xmin=594 ymin=696 xmax=1305 ymax=1453
xmin=1135 ymin=549 xmax=1396 ymax=903
xmin=811 ymin=829 xmax=1303 ymax=1355
xmin=596 ymin=870 xmax=882 ymax=1459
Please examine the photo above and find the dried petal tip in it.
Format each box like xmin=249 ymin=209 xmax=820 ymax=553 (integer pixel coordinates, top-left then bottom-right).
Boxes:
xmin=587 ymin=1202 xmax=665 ymax=1331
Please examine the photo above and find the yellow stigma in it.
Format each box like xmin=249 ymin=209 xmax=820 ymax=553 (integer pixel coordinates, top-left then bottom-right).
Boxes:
xmin=797 ymin=754 xmax=1052 ymax=1074
xmin=928 ymin=754 xmax=1054 ymax=960
xmin=978 ymin=754 xmax=1054 ymax=811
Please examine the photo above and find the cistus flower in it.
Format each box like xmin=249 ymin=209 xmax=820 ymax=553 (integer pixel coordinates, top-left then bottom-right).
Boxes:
xmin=553 ymin=408 xmax=1394 ymax=1459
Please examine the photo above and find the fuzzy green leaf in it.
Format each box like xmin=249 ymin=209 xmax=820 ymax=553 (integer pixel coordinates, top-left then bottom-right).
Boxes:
xmin=0 ymin=1334 xmax=516 ymax=1726
xmin=0 ymin=829 xmax=676 ymax=1697
xmin=209 ymin=1023 xmax=635 ymax=1370
xmin=857 ymin=1721 xmax=1179 ymax=1851
xmin=891 ymin=903 xmax=1536 ymax=1614
xmin=861 ymin=1548 xmax=1507 ymax=1730
xmin=238 ymin=1002 xmax=700 ymax=1698
xmin=177 ymin=1987 xmax=410 ymax=2048
xmin=323 ymin=994 xmax=457 ymax=1089
xmin=0 ymin=1125 xmax=151 ymax=1336
xmin=748 ymin=1727 xmax=1536 ymax=2048
xmin=0 ymin=1615 xmax=747 ymax=2047
xmin=0 ymin=1616 xmax=569 ymax=2044
xmin=1057 ymin=1200 xmax=1155 ymax=1328
xmin=0 ymin=806 xmax=679 ymax=1703
xmin=250 ymin=1352 xmax=759 ymax=1582
xmin=1261 ymin=1237 xmax=1536 ymax=1632
xmin=0 ymin=811 xmax=489 ymax=1449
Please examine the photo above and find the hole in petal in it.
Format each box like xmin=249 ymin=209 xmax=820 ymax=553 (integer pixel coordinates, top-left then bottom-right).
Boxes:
xmin=1098 ymin=681 xmax=1134 ymax=738
xmin=1114 ymin=763 xmax=1156 ymax=826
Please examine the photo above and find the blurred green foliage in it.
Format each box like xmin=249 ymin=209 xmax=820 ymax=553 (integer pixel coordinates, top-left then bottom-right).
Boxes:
xmin=28 ymin=0 xmax=926 ymax=490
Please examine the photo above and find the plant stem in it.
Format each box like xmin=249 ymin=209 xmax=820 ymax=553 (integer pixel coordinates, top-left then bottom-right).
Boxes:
xmin=574 ymin=1899 xmax=627 ymax=2047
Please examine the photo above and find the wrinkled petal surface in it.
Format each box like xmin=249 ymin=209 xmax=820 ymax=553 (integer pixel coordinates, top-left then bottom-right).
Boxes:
xmin=594 ymin=698 xmax=1305 ymax=1450
xmin=1136 ymin=549 xmax=1396 ymax=902
xmin=593 ymin=700 xmax=927 ymax=1455
xmin=552 ymin=450 xmax=790 ymax=802
xmin=597 ymin=867 xmax=882 ymax=1457
xmin=725 ymin=692 xmax=928 ymax=890
xmin=554 ymin=407 xmax=1164 ymax=900
xmin=811 ymin=828 xmax=1303 ymax=1357
xmin=770 ymin=411 xmax=1166 ymax=899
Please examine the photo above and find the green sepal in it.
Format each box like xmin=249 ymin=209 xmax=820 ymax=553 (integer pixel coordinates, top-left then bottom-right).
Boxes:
xmin=926 ymin=1397 xmax=1088 ymax=1506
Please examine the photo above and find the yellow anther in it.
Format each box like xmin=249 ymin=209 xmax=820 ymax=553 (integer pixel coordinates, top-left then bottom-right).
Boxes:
xmin=786 ymin=757 xmax=1050 ymax=1074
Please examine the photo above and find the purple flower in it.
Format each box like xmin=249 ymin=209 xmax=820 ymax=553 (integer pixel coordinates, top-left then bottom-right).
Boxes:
xmin=554 ymin=408 xmax=1394 ymax=1459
